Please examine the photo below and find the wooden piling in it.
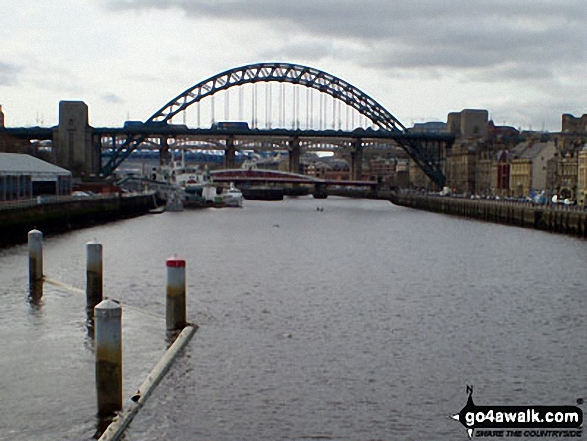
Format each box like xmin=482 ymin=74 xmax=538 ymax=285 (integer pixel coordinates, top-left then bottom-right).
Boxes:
xmin=86 ymin=242 xmax=104 ymax=317
xmin=95 ymin=299 xmax=122 ymax=418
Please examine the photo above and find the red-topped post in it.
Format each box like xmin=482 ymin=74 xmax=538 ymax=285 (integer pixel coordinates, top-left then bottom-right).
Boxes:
xmin=166 ymin=256 xmax=187 ymax=332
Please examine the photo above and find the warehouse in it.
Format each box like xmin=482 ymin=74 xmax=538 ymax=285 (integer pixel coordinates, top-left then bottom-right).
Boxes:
xmin=0 ymin=153 xmax=71 ymax=201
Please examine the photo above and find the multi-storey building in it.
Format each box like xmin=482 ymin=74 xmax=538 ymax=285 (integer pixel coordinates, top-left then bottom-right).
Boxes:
xmin=557 ymin=151 xmax=579 ymax=199
xmin=475 ymin=151 xmax=497 ymax=196
xmin=577 ymin=147 xmax=587 ymax=206
xmin=561 ymin=114 xmax=587 ymax=150
xmin=368 ymin=157 xmax=397 ymax=187
xmin=445 ymin=141 xmax=478 ymax=194
xmin=447 ymin=109 xmax=489 ymax=139
xmin=306 ymin=158 xmax=350 ymax=181
xmin=395 ymin=159 xmax=410 ymax=188
xmin=509 ymin=140 xmax=556 ymax=197
xmin=410 ymin=121 xmax=447 ymax=134
xmin=443 ymin=109 xmax=489 ymax=193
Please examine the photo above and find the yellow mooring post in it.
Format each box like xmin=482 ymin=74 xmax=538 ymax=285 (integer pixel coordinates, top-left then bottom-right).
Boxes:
xmin=166 ymin=256 xmax=187 ymax=332
xmin=86 ymin=242 xmax=104 ymax=321
xmin=95 ymin=299 xmax=122 ymax=418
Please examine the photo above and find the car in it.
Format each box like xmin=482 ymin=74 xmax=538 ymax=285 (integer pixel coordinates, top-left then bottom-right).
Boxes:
xmin=72 ymin=191 xmax=92 ymax=198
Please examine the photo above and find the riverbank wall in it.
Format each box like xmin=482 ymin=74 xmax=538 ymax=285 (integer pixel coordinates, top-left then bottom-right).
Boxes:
xmin=0 ymin=194 xmax=157 ymax=247
xmin=328 ymin=188 xmax=587 ymax=238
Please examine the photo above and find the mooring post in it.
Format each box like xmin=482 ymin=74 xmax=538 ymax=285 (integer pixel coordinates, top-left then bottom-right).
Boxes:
xmin=86 ymin=242 xmax=104 ymax=317
xmin=95 ymin=299 xmax=122 ymax=418
xmin=28 ymin=229 xmax=43 ymax=287
xmin=166 ymin=256 xmax=187 ymax=332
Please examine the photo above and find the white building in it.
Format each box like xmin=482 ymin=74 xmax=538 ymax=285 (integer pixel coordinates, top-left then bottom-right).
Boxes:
xmin=0 ymin=153 xmax=72 ymax=201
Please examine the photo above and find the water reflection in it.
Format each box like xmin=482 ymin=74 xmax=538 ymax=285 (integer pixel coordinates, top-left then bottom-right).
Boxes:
xmin=2 ymin=197 xmax=586 ymax=440
xmin=27 ymin=281 xmax=43 ymax=307
xmin=86 ymin=305 xmax=96 ymax=337
xmin=86 ymin=319 xmax=96 ymax=339
xmin=165 ymin=329 xmax=182 ymax=348
xmin=93 ymin=414 xmax=113 ymax=439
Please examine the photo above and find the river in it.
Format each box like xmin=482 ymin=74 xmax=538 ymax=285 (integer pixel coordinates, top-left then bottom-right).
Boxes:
xmin=0 ymin=196 xmax=585 ymax=440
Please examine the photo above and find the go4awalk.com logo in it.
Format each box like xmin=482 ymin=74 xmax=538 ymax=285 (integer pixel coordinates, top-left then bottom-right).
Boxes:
xmin=451 ymin=386 xmax=583 ymax=438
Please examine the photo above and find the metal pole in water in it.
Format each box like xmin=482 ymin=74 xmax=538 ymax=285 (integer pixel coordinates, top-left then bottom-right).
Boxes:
xmin=95 ymin=299 xmax=122 ymax=418
xmin=86 ymin=242 xmax=104 ymax=316
xmin=28 ymin=229 xmax=43 ymax=287
xmin=166 ymin=256 xmax=187 ymax=332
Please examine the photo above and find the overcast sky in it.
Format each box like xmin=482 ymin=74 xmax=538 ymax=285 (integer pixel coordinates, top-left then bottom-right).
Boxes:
xmin=1 ymin=0 xmax=585 ymax=131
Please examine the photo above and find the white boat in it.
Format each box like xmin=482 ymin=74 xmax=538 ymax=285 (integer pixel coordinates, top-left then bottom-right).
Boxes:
xmin=165 ymin=189 xmax=184 ymax=212
xmin=151 ymin=151 xmax=216 ymax=205
xmin=221 ymin=183 xmax=243 ymax=207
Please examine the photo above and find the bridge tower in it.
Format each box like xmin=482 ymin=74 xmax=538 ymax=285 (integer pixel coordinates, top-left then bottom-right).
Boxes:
xmin=288 ymin=138 xmax=301 ymax=174
xmin=159 ymin=136 xmax=170 ymax=166
xmin=350 ymin=138 xmax=364 ymax=181
xmin=54 ymin=101 xmax=97 ymax=177
xmin=225 ymin=136 xmax=236 ymax=168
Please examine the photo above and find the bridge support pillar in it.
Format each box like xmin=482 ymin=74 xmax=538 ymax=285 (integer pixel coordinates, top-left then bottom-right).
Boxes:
xmin=159 ymin=137 xmax=170 ymax=166
xmin=224 ymin=136 xmax=236 ymax=169
xmin=54 ymin=101 xmax=97 ymax=177
xmin=351 ymin=138 xmax=364 ymax=181
xmin=288 ymin=138 xmax=301 ymax=174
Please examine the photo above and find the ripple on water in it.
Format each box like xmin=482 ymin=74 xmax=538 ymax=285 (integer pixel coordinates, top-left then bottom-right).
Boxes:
xmin=1 ymin=197 xmax=586 ymax=440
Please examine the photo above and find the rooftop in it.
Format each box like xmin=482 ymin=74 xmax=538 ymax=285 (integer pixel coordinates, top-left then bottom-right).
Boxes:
xmin=511 ymin=141 xmax=555 ymax=160
xmin=0 ymin=153 xmax=71 ymax=176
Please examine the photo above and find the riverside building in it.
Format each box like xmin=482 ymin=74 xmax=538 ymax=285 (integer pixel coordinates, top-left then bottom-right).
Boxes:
xmin=0 ymin=153 xmax=72 ymax=201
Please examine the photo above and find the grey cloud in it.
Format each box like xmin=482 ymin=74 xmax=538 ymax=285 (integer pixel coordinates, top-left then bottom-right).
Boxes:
xmin=102 ymin=93 xmax=124 ymax=104
xmin=105 ymin=0 xmax=586 ymax=79
xmin=0 ymin=61 xmax=23 ymax=86
xmin=259 ymin=40 xmax=337 ymax=63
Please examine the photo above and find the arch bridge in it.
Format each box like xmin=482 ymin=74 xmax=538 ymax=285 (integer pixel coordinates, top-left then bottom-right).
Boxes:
xmin=98 ymin=63 xmax=453 ymax=187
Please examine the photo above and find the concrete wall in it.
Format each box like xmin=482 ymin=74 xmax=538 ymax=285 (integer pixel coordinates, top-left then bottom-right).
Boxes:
xmin=0 ymin=194 xmax=156 ymax=247
xmin=387 ymin=192 xmax=587 ymax=238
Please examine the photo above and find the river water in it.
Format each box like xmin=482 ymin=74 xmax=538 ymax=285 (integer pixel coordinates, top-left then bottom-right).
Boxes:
xmin=0 ymin=196 xmax=585 ymax=440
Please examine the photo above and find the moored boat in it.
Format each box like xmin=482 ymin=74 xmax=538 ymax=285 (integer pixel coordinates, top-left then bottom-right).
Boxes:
xmin=221 ymin=183 xmax=243 ymax=207
xmin=165 ymin=189 xmax=184 ymax=211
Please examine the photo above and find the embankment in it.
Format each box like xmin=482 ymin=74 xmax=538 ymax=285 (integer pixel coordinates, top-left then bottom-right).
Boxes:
xmin=329 ymin=188 xmax=587 ymax=238
xmin=0 ymin=194 xmax=157 ymax=247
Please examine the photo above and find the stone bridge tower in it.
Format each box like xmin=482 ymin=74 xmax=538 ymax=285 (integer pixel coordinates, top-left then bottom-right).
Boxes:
xmin=53 ymin=101 xmax=98 ymax=177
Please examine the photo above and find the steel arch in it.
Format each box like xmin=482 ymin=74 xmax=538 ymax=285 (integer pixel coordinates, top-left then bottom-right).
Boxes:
xmin=147 ymin=62 xmax=407 ymax=133
xmin=100 ymin=62 xmax=450 ymax=186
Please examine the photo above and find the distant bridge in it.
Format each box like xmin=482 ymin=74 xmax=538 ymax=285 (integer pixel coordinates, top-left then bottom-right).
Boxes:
xmin=1 ymin=62 xmax=454 ymax=187
xmin=210 ymin=168 xmax=377 ymax=187
xmin=100 ymin=63 xmax=453 ymax=186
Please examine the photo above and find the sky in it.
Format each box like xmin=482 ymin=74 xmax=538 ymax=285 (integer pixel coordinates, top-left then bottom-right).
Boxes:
xmin=1 ymin=0 xmax=585 ymax=131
